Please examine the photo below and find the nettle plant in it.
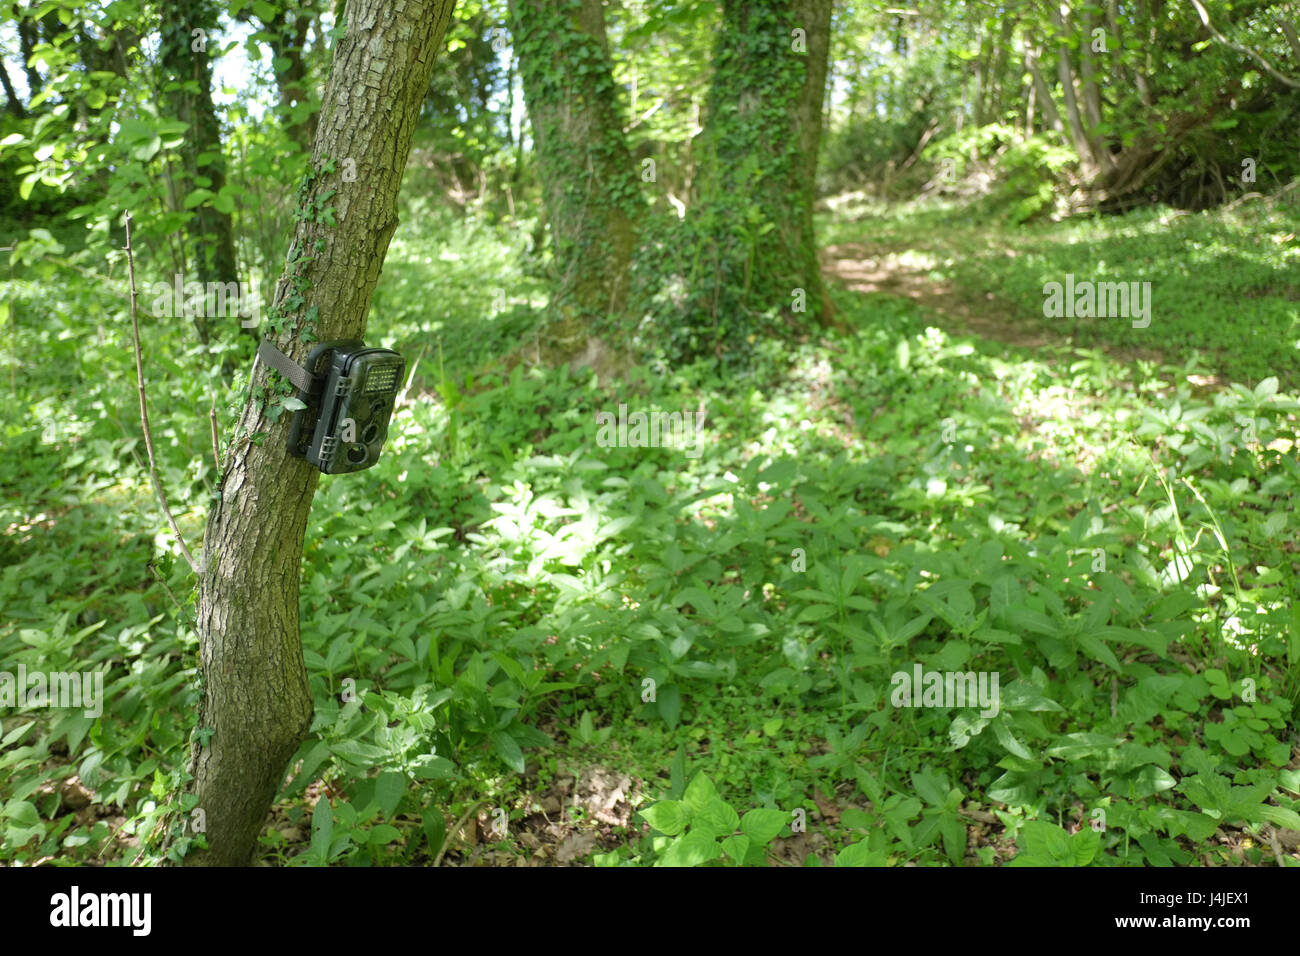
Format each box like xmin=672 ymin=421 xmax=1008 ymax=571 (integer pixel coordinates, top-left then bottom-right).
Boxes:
xmin=637 ymin=772 xmax=881 ymax=867
xmin=638 ymin=772 xmax=791 ymax=866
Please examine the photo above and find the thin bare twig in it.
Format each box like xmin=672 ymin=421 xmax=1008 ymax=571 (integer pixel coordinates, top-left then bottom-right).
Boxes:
xmin=395 ymin=346 xmax=425 ymax=409
xmin=433 ymin=801 xmax=485 ymax=867
xmin=125 ymin=212 xmax=199 ymax=573
xmin=622 ymin=97 xmax=664 ymax=134
xmin=1264 ymin=826 xmax=1286 ymax=867
xmin=209 ymin=404 xmax=221 ymax=470
xmin=146 ymin=560 xmax=186 ymax=614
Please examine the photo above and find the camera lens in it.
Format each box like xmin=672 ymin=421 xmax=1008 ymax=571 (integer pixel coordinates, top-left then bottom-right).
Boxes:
xmin=346 ymin=444 xmax=368 ymax=465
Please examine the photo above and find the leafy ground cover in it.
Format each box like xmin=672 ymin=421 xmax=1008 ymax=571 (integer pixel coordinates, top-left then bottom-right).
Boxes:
xmin=2 ymin=198 xmax=1298 ymax=866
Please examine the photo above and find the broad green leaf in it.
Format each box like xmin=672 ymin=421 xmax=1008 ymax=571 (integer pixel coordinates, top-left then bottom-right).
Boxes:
xmin=694 ymin=796 xmax=740 ymax=838
xmin=834 ymin=840 xmax=885 ymax=866
xmin=992 ymin=716 xmax=1035 ymax=760
xmin=657 ymin=683 xmax=681 ymax=730
xmin=491 ymin=731 xmax=525 ymax=773
xmin=1257 ymin=804 xmax=1300 ymax=830
xmin=368 ymin=824 xmax=401 ymax=845
xmin=683 ymin=773 xmax=719 ymax=813
xmin=640 ymin=800 xmax=690 ymax=836
xmin=1046 ymin=733 xmax=1116 ymax=759
xmin=940 ymin=813 xmax=967 ymax=864
xmin=740 ymin=808 xmax=788 ymax=844
xmin=1070 ymin=827 xmax=1101 ymax=865
xmin=720 ymin=833 xmax=751 ymax=864
xmin=373 ymin=771 xmax=405 ymax=817
xmin=658 ymin=830 xmax=721 ymax=867
xmin=911 ymin=770 xmax=950 ymax=808
xmin=310 ymin=797 xmax=333 ymax=858
xmin=422 ymin=810 xmax=446 ymax=857
xmin=1019 ymin=820 xmax=1072 ymax=863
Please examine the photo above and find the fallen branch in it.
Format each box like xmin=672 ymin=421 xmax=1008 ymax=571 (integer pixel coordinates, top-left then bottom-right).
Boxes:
xmin=1222 ymin=178 xmax=1300 ymax=212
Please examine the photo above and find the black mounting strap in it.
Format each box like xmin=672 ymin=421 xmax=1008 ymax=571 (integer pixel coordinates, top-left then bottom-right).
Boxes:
xmin=256 ymin=340 xmax=321 ymax=396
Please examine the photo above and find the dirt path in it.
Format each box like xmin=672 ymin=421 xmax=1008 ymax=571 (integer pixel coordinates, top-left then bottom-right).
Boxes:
xmin=819 ymin=240 xmax=1177 ymax=371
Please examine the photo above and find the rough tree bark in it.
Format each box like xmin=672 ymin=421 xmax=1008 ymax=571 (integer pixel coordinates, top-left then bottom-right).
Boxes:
xmin=509 ymin=0 xmax=644 ymax=348
xmin=158 ymin=0 xmax=240 ymax=345
xmin=179 ymin=0 xmax=455 ymax=867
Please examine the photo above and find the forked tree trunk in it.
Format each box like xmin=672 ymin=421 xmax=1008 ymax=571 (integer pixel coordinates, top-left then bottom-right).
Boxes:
xmin=179 ymin=0 xmax=455 ymax=867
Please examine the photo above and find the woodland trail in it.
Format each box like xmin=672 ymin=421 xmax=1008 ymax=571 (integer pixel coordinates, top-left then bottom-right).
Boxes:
xmin=819 ymin=240 xmax=1181 ymax=374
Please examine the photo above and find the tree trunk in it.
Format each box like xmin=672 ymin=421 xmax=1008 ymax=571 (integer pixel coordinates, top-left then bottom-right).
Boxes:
xmin=1027 ymin=47 xmax=1064 ymax=137
xmin=686 ymin=0 xmax=833 ymax=358
xmin=1047 ymin=8 xmax=1100 ymax=179
xmin=157 ymin=0 xmax=240 ymax=345
xmin=972 ymin=29 xmax=990 ymax=128
xmin=1135 ymin=0 xmax=1156 ymax=107
xmin=1280 ymin=18 xmax=1300 ymax=64
xmin=16 ymin=14 xmax=43 ymax=95
xmin=509 ymin=0 xmax=644 ymax=343
xmin=179 ymin=0 xmax=455 ymax=867
xmin=1078 ymin=7 xmax=1113 ymax=172
xmin=987 ymin=15 xmax=1016 ymax=123
xmin=0 ymin=59 xmax=23 ymax=117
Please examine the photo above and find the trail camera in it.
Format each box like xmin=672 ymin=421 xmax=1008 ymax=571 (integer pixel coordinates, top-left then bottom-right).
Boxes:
xmin=260 ymin=339 xmax=405 ymax=475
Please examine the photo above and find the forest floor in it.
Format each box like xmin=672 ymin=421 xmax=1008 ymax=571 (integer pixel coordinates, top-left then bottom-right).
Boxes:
xmin=3 ymin=198 xmax=1298 ymax=867
xmin=426 ymin=203 xmax=1300 ymax=867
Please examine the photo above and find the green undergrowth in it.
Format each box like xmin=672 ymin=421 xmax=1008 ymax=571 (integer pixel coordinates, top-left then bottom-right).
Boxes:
xmin=2 ymin=205 xmax=1298 ymax=867
xmin=255 ymin=286 xmax=1300 ymax=867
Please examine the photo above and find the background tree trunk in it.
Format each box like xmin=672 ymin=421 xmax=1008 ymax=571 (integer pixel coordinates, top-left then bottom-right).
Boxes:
xmin=509 ymin=0 xmax=644 ymax=343
xmin=157 ymin=0 xmax=239 ymax=345
xmin=0 ymin=60 xmax=24 ymax=117
xmin=16 ymin=12 xmax=44 ymax=94
xmin=242 ymin=4 xmax=321 ymax=155
xmin=1047 ymin=6 xmax=1100 ymax=179
xmin=180 ymin=0 xmax=455 ymax=867
xmin=1029 ymin=46 xmax=1060 ymax=136
xmin=271 ymin=10 xmax=319 ymax=154
xmin=686 ymin=0 xmax=833 ymax=356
